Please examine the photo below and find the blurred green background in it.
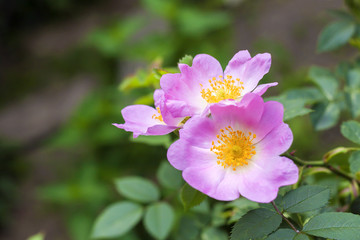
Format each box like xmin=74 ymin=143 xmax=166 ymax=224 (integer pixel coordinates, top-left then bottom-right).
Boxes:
xmin=0 ymin=0 xmax=353 ymax=239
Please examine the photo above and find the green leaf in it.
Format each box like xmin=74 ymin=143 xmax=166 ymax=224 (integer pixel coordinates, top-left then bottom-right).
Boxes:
xmin=308 ymin=66 xmax=339 ymax=101
xmin=144 ymin=202 xmax=175 ymax=240
xmin=131 ymin=135 xmax=171 ymax=148
xmin=177 ymin=8 xmax=231 ymax=37
xmin=285 ymin=87 xmax=324 ymax=104
xmin=141 ymin=0 xmax=175 ymax=19
xmin=323 ymin=147 xmax=358 ymax=163
xmin=201 ymin=227 xmax=228 ymax=240
xmin=27 ymin=232 xmax=45 ymax=240
xmin=91 ymin=201 xmax=143 ymax=239
xmin=329 ymin=9 xmax=355 ymax=21
xmin=211 ymin=203 xmax=226 ymax=227
xmin=293 ymin=233 xmax=310 ymax=240
xmin=115 ymin=176 xmax=160 ymax=203
xmin=310 ymin=102 xmax=341 ymax=131
xmin=230 ymin=208 xmax=282 ymax=240
xmin=175 ymin=216 xmax=200 ymax=240
xmin=179 ymin=55 xmax=193 ymax=66
xmin=345 ymin=0 xmax=360 ymax=19
xmin=156 ymin=161 xmax=183 ymax=190
xmin=349 ymin=150 xmax=360 ymax=174
xmin=317 ymin=20 xmax=356 ymax=52
xmin=283 ymin=185 xmax=330 ymax=213
xmin=225 ymin=198 xmax=259 ymax=224
xmin=303 ymin=212 xmax=360 ymax=240
xmin=283 ymin=100 xmax=313 ymax=121
xmin=266 ymin=96 xmax=312 ymax=121
xmin=345 ymin=68 xmax=360 ymax=118
xmin=86 ymin=16 xmax=145 ymax=56
xmin=350 ymin=196 xmax=360 ymax=215
xmin=341 ymin=121 xmax=360 ymax=144
xmin=180 ymin=183 xmax=207 ymax=211
xmin=266 ymin=229 xmax=296 ymax=240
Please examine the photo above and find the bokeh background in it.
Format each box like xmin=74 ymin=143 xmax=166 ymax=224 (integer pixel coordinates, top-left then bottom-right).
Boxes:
xmin=0 ymin=0 xmax=352 ymax=239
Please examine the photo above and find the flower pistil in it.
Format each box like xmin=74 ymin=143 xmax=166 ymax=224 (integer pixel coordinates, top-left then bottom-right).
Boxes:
xmin=200 ymin=75 xmax=244 ymax=103
xmin=211 ymin=126 xmax=256 ymax=171
xmin=152 ymin=107 xmax=163 ymax=122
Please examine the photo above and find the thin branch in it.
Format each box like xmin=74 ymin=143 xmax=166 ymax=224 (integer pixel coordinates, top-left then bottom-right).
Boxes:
xmin=271 ymin=201 xmax=300 ymax=233
xmin=283 ymin=152 xmax=360 ymax=185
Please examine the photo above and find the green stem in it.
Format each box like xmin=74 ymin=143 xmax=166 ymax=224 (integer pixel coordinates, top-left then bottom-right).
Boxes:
xmin=271 ymin=201 xmax=299 ymax=233
xmin=283 ymin=152 xmax=360 ymax=185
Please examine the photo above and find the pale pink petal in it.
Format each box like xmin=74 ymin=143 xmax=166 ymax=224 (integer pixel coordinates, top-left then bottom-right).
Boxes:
xmin=113 ymin=105 xmax=174 ymax=138
xmin=224 ymin=50 xmax=252 ymax=79
xmin=154 ymin=89 xmax=184 ymax=126
xmin=179 ymin=116 xmax=218 ymax=148
xmin=160 ymin=54 xmax=223 ymax=117
xmin=154 ymin=89 xmax=164 ymax=109
xmin=161 ymin=73 xmax=206 ymax=117
xmin=165 ymin=99 xmax=199 ymax=118
xmin=187 ymin=54 xmax=224 ymax=86
xmin=167 ymin=140 xmax=215 ymax=170
xmin=251 ymin=100 xmax=284 ymax=142
xmin=183 ymin=165 xmax=227 ymax=200
xmin=160 ymin=73 xmax=197 ymax=106
xmin=210 ymin=93 xmax=264 ymax=130
xmin=241 ymin=53 xmax=271 ymax=93
xmin=147 ymin=125 xmax=179 ymax=135
xmin=255 ymin=123 xmax=293 ymax=157
xmin=252 ymin=82 xmax=278 ymax=96
xmin=238 ymin=156 xmax=298 ymax=203
xmin=211 ymin=170 xmax=243 ymax=200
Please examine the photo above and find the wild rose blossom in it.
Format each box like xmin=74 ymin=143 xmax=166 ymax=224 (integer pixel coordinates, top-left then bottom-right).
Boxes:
xmin=160 ymin=50 xmax=276 ymax=118
xmin=113 ymin=89 xmax=184 ymax=138
xmin=167 ymin=93 xmax=298 ymax=203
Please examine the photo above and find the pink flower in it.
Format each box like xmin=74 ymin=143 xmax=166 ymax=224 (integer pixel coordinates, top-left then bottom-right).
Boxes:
xmin=160 ymin=50 xmax=276 ymax=118
xmin=113 ymin=89 xmax=184 ymax=138
xmin=167 ymin=93 xmax=298 ymax=203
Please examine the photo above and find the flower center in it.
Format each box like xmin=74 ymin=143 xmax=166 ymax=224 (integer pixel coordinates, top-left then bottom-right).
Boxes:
xmin=200 ymin=75 xmax=244 ymax=104
xmin=152 ymin=107 xmax=163 ymax=122
xmin=210 ymin=126 xmax=256 ymax=171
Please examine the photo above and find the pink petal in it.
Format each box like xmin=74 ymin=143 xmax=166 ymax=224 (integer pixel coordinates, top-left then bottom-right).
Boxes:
xmin=255 ymin=123 xmax=293 ymax=157
xmin=188 ymin=54 xmax=224 ymax=86
xmin=241 ymin=53 xmax=271 ymax=93
xmin=160 ymin=73 xmax=206 ymax=117
xmin=210 ymin=93 xmax=264 ymax=130
xmin=224 ymin=50 xmax=252 ymax=79
xmin=167 ymin=140 xmax=215 ymax=170
xmin=154 ymin=89 xmax=184 ymax=126
xmin=238 ymin=156 xmax=298 ymax=203
xmin=251 ymin=100 xmax=284 ymax=142
xmin=154 ymin=89 xmax=164 ymax=109
xmin=252 ymin=82 xmax=278 ymax=96
xmin=160 ymin=54 xmax=223 ymax=117
xmin=183 ymin=165 xmax=240 ymax=201
xmin=113 ymin=105 xmax=171 ymax=138
xmin=165 ymin=99 xmax=199 ymax=118
xmin=147 ymin=125 xmax=179 ymax=135
xmin=225 ymin=52 xmax=271 ymax=95
xmin=179 ymin=116 xmax=218 ymax=148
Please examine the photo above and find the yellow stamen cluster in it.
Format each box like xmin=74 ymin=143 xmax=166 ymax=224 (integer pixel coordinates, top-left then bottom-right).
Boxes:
xmin=210 ymin=126 xmax=256 ymax=171
xmin=152 ymin=107 xmax=163 ymax=122
xmin=200 ymin=75 xmax=244 ymax=103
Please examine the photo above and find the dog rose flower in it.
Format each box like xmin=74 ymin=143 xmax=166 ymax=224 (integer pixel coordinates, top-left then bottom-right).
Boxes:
xmin=160 ymin=50 xmax=276 ymax=118
xmin=167 ymin=93 xmax=298 ymax=203
xmin=113 ymin=89 xmax=184 ymax=138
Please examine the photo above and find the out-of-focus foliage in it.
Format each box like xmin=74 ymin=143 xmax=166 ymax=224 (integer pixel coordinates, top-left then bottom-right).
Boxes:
xmin=4 ymin=0 xmax=360 ymax=239
xmin=86 ymin=0 xmax=234 ymax=64
xmin=0 ymin=141 xmax=26 ymax=231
